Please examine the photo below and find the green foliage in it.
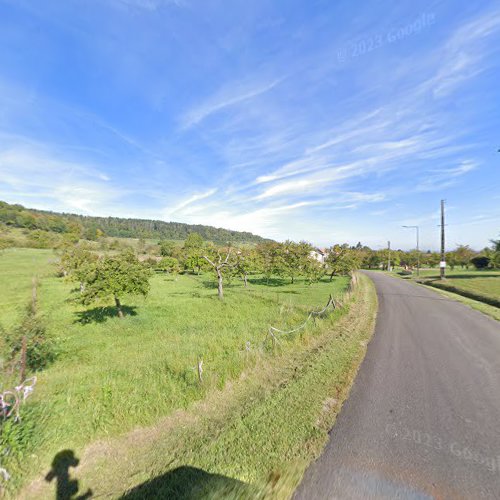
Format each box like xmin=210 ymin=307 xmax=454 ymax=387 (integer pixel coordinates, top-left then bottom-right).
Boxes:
xmin=158 ymin=256 xmax=181 ymax=274
xmin=232 ymin=248 xmax=262 ymax=285
xmin=159 ymin=240 xmax=179 ymax=257
xmin=303 ymin=257 xmax=325 ymax=284
xmin=325 ymin=245 xmax=361 ymax=276
xmin=0 ymin=201 xmax=269 ymax=245
xmin=282 ymin=240 xmax=313 ymax=283
xmin=257 ymin=241 xmax=287 ymax=281
xmin=78 ymin=249 xmax=152 ymax=315
xmin=61 ymin=246 xmax=98 ymax=283
xmin=183 ymin=233 xmax=206 ymax=274
xmin=26 ymin=230 xmax=60 ymax=249
xmin=3 ymin=302 xmax=58 ymax=372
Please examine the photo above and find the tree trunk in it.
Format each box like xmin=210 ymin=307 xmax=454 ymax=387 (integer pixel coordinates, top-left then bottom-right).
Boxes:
xmin=330 ymin=271 xmax=334 ymax=281
xmin=217 ymin=269 xmax=224 ymax=300
xmin=291 ymin=276 xmax=294 ymax=284
xmin=80 ymin=281 xmax=85 ymax=293
xmin=243 ymin=274 xmax=248 ymax=287
xmin=115 ymin=296 xmax=124 ymax=318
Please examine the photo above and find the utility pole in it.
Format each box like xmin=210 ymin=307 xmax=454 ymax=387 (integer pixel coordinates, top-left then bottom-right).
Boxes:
xmin=387 ymin=240 xmax=391 ymax=272
xmin=440 ymin=199 xmax=446 ymax=279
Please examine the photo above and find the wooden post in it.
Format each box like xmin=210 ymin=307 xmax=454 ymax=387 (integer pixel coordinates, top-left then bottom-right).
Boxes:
xmin=31 ymin=276 xmax=37 ymax=314
xmin=20 ymin=335 xmax=27 ymax=384
xmin=197 ymin=357 xmax=203 ymax=383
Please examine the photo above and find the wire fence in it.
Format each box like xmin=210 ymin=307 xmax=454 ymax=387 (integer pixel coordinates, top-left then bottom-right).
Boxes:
xmin=262 ymin=272 xmax=358 ymax=349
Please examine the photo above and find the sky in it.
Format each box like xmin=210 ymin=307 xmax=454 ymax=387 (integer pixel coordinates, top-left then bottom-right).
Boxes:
xmin=0 ymin=0 xmax=499 ymax=250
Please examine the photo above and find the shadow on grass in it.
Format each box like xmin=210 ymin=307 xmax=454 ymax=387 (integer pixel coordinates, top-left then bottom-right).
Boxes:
xmin=45 ymin=450 xmax=92 ymax=500
xmin=248 ymin=277 xmax=289 ymax=287
xmin=199 ymin=279 xmax=242 ymax=290
xmin=120 ymin=465 xmax=255 ymax=500
xmin=74 ymin=305 xmax=138 ymax=324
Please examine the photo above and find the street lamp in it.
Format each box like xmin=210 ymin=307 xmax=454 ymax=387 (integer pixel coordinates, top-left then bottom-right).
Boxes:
xmin=402 ymin=225 xmax=420 ymax=276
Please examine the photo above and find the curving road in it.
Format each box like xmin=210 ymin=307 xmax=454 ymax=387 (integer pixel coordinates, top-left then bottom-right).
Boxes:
xmin=294 ymin=272 xmax=500 ymax=500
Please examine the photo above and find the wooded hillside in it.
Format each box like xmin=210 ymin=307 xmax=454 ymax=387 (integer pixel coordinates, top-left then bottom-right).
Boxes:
xmin=0 ymin=200 xmax=270 ymax=244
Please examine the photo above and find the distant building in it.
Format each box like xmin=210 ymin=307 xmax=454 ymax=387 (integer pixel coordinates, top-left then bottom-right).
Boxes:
xmin=310 ymin=247 xmax=328 ymax=263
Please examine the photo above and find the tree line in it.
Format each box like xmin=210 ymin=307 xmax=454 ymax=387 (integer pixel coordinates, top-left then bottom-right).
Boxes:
xmin=0 ymin=200 xmax=270 ymax=246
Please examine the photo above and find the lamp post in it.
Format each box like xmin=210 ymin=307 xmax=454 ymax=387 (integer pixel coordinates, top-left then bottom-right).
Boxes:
xmin=402 ymin=225 xmax=420 ymax=276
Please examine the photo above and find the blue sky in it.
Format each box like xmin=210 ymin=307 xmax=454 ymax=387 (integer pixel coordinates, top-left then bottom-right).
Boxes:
xmin=0 ymin=0 xmax=499 ymax=250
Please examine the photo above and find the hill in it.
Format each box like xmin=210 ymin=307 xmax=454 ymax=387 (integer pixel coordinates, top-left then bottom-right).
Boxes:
xmin=0 ymin=200 xmax=270 ymax=245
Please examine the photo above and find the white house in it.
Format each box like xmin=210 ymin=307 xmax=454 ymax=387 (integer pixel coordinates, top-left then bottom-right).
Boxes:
xmin=310 ymin=248 xmax=328 ymax=264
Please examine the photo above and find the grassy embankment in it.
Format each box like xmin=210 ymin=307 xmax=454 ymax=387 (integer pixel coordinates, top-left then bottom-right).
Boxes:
xmin=0 ymin=248 xmax=377 ymax=498
xmin=393 ymin=268 xmax=500 ymax=320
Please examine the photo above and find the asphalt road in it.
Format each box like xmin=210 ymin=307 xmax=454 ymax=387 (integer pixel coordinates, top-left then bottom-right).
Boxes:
xmin=294 ymin=272 xmax=500 ymax=500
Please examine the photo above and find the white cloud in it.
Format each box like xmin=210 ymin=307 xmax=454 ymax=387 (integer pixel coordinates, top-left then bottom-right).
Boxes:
xmin=0 ymin=144 xmax=125 ymax=214
xmin=180 ymin=77 xmax=283 ymax=129
xmin=416 ymin=160 xmax=478 ymax=192
xmin=163 ymin=188 xmax=218 ymax=217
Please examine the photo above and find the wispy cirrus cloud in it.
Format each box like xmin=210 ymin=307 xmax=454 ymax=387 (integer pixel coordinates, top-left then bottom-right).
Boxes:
xmin=416 ymin=160 xmax=478 ymax=192
xmin=180 ymin=77 xmax=284 ymax=129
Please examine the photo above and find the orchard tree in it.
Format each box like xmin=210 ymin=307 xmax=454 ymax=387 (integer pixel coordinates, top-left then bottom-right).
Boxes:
xmin=362 ymin=250 xmax=381 ymax=269
xmin=79 ymin=249 xmax=151 ymax=318
xmin=326 ymin=244 xmax=360 ymax=279
xmin=183 ymin=232 xmax=205 ymax=274
xmin=303 ymin=256 xmax=325 ymax=284
xmin=61 ymin=246 xmax=98 ymax=292
xmin=257 ymin=242 xmax=287 ymax=283
xmin=158 ymin=256 xmax=181 ymax=275
xmin=282 ymin=240 xmax=312 ymax=283
xmin=202 ymin=244 xmax=234 ymax=300
xmin=233 ymin=247 xmax=261 ymax=287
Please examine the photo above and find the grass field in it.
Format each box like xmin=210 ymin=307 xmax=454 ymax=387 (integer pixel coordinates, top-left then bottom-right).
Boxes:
xmin=0 ymin=248 xmax=372 ymax=497
xmin=390 ymin=268 xmax=500 ymax=319
xmin=22 ymin=269 xmax=377 ymax=500
xmin=409 ymin=269 xmax=500 ymax=306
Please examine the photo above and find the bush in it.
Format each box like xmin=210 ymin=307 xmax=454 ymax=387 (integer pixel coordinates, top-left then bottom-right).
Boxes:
xmin=4 ymin=303 xmax=58 ymax=372
xmin=470 ymin=256 xmax=490 ymax=269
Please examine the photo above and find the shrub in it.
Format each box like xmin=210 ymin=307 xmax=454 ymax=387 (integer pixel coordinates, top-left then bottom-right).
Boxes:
xmin=470 ymin=256 xmax=490 ymax=269
xmin=4 ymin=303 xmax=58 ymax=373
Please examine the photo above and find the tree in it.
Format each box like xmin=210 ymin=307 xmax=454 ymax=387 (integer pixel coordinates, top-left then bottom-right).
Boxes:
xmin=490 ymin=238 xmax=500 ymax=269
xmin=159 ymin=240 xmax=177 ymax=257
xmin=61 ymin=246 xmax=98 ymax=292
xmin=257 ymin=242 xmax=287 ymax=283
xmin=325 ymin=245 xmax=360 ymax=279
xmin=157 ymin=256 xmax=181 ymax=275
xmin=445 ymin=251 xmax=458 ymax=270
xmin=202 ymin=245 xmax=234 ymax=300
xmin=362 ymin=250 xmax=381 ymax=269
xmin=282 ymin=240 xmax=312 ymax=283
xmin=232 ymin=248 xmax=261 ymax=287
xmin=453 ymin=245 xmax=475 ymax=269
xmin=79 ymin=249 xmax=151 ymax=318
xmin=303 ymin=256 xmax=325 ymax=284
xmin=183 ymin=233 xmax=205 ymax=274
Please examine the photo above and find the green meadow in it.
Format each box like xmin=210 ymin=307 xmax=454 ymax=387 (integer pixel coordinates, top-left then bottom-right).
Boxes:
xmin=0 ymin=248 xmax=376 ymax=497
